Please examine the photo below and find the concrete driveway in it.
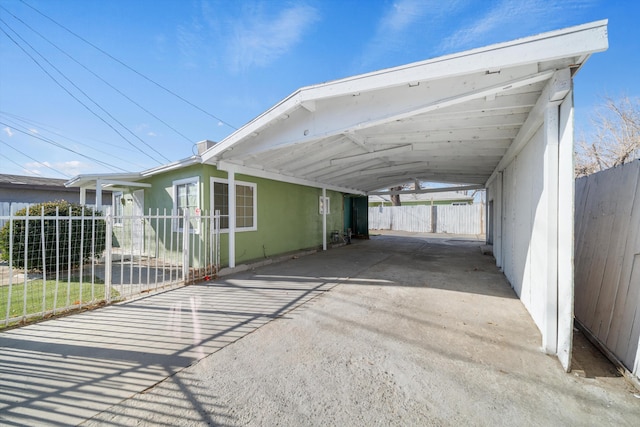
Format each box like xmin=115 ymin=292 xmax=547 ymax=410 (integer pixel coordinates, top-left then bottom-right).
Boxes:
xmin=1 ymin=232 xmax=638 ymax=426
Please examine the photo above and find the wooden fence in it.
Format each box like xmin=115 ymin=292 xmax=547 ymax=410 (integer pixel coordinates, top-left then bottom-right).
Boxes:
xmin=368 ymin=203 xmax=485 ymax=235
xmin=574 ymin=159 xmax=640 ymax=379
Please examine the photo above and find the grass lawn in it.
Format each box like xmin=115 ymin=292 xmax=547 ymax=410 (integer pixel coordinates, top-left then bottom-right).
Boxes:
xmin=0 ymin=278 xmax=119 ymax=325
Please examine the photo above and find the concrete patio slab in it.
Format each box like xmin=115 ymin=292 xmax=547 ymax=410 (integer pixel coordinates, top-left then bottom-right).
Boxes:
xmin=1 ymin=233 xmax=639 ymax=426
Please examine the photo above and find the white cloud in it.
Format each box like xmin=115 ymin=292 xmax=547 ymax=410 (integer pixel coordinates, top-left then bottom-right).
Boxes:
xmin=3 ymin=127 xmax=13 ymax=137
xmin=29 ymin=128 xmax=39 ymax=134
xmin=355 ymin=0 xmax=463 ymax=69
xmin=179 ymin=2 xmax=320 ymax=72
xmin=226 ymin=4 xmax=320 ymax=72
xmin=438 ymin=0 xmax=597 ymax=53
xmin=24 ymin=160 xmax=90 ymax=178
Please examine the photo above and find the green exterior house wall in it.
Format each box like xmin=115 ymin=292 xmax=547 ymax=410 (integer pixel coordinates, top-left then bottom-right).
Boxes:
xmin=114 ymin=164 xmax=345 ymax=268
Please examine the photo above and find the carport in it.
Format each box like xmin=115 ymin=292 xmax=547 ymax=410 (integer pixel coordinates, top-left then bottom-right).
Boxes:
xmin=200 ymin=21 xmax=609 ymax=370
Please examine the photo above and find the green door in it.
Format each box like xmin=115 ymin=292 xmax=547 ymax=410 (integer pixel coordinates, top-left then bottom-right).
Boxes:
xmin=344 ymin=195 xmax=369 ymax=238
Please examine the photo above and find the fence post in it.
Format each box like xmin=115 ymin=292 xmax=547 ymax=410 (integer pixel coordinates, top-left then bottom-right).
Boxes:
xmin=215 ymin=210 xmax=220 ymax=273
xmin=104 ymin=207 xmax=112 ymax=302
xmin=40 ymin=206 xmax=46 ymax=316
xmin=182 ymin=210 xmax=190 ymax=283
xmin=22 ymin=207 xmax=29 ymax=321
xmin=431 ymin=205 xmax=437 ymax=233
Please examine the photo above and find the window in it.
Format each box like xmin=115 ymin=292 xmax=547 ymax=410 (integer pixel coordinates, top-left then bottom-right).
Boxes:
xmin=319 ymin=196 xmax=330 ymax=215
xmin=173 ymin=177 xmax=199 ymax=232
xmin=211 ymin=178 xmax=257 ymax=232
xmin=113 ymin=192 xmax=123 ymax=225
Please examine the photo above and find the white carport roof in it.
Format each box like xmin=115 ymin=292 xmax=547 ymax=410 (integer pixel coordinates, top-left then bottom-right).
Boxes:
xmin=201 ymin=20 xmax=608 ymax=195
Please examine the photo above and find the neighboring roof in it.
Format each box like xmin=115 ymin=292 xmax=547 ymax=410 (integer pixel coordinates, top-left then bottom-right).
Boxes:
xmin=0 ymin=174 xmax=67 ymax=188
xmin=200 ymin=20 xmax=607 ymax=194
xmin=64 ymin=156 xmax=199 ymax=189
xmin=370 ymin=191 xmax=474 ymax=204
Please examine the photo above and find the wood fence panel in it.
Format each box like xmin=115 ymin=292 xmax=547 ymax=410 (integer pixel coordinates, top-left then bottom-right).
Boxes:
xmin=574 ymin=159 xmax=640 ymax=375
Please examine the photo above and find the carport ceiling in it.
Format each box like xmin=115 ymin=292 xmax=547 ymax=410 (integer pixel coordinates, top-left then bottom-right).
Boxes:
xmin=201 ymin=21 xmax=608 ymax=194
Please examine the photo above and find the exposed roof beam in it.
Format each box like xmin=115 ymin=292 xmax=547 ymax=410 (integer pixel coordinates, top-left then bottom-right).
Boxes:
xmin=330 ymin=144 xmax=412 ymax=166
xmin=486 ymin=68 xmax=572 ymax=185
xmin=217 ymin=161 xmax=365 ymax=195
xmin=369 ymin=184 xmax=484 ymax=196
xmin=367 ymin=128 xmax=518 ymax=144
xmin=343 ymin=131 xmax=373 ymax=152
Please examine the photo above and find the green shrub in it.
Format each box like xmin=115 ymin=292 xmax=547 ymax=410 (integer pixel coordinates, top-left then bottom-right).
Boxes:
xmin=0 ymin=201 xmax=106 ymax=272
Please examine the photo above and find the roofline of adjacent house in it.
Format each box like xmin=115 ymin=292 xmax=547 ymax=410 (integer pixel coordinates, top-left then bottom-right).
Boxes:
xmin=200 ymin=19 xmax=608 ymax=165
xmin=139 ymin=156 xmax=201 ymax=177
xmin=65 ymin=173 xmax=143 ymax=188
xmin=65 ymin=156 xmax=202 ymax=188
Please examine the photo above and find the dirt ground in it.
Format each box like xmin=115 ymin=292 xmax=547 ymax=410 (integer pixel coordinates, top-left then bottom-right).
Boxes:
xmin=80 ymin=233 xmax=640 ymax=427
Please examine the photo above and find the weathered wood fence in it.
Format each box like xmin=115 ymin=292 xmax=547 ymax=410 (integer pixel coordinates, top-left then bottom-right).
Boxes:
xmin=574 ymin=159 xmax=640 ymax=379
xmin=368 ymin=204 xmax=485 ymax=235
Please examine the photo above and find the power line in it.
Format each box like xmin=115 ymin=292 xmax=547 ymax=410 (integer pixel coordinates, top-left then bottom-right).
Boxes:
xmin=0 ymin=112 xmax=149 ymax=169
xmin=0 ymin=19 xmax=170 ymax=164
xmin=0 ymin=151 xmax=32 ymax=171
xmin=0 ymin=139 xmax=70 ymax=178
xmin=0 ymin=120 xmax=129 ymax=173
xmin=0 ymin=5 xmax=195 ymax=144
xmin=19 ymin=0 xmax=239 ymax=131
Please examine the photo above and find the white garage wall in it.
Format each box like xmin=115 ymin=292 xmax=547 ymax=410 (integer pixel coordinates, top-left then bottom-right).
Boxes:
xmin=502 ymin=126 xmax=547 ymax=331
xmin=487 ymin=89 xmax=575 ymax=370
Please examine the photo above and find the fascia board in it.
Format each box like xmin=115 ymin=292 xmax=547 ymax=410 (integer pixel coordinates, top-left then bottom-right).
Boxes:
xmin=217 ymin=160 xmax=365 ymax=195
xmin=65 ymin=173 xmax=142 ymax=188
xmin=202 ymin=20 xmax=607 ymax=166
xmin=140 ymin=156 xmax=201 ymax=177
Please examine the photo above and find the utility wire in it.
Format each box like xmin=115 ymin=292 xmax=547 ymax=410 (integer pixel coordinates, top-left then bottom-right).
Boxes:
xmin=19 ymin=0 xmax=239 ymax=131
xmin=0 ymin=120 xmax=129 ymax=173
xmin=1 ymin=110 xmax=146 ymax=155
xmin=0 ymin=18 xmax=170 ymax=164
xmin=0 ymin=151 xmax=32 ymax=171
xmin=0 ymin=112 xmax=149 ymax=169
xmin=0 ymin=139 xmax=70 ymax=178
xmin=0 ymin=5 xmax=194 ymax=144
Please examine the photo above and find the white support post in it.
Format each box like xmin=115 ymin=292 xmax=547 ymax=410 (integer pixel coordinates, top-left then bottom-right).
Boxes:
xmin=80 ymin=187 xmax=87 ymax=206
xmin=322 ymin=188 xmax=327 ymax=251
xmin=495 ymin=171 xmax=503 ymax=268
xmin=542 ymin=103 xmax=560 ymax=355
xmin=556 ymin=90 xmax=575 ymax=371
xmin=228 ymin=168 xmax=236 ymax=268
xmin=95 ymin=179 xmax=103 ymax=212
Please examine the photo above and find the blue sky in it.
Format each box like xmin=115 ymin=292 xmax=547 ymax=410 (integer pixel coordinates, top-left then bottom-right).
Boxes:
xmin=0 ymin=0 xmax=637 ymax=179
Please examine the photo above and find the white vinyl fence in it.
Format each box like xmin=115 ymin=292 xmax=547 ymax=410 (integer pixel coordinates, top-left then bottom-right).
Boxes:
xmin=0 ymin=207 xmax=220 ymax=327
xmin=369 ymin=204 xmax=485 ymax=235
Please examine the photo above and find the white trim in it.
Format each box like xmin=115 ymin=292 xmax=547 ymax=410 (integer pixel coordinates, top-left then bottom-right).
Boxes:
xmin=217 ymin=160 xmax=365 ymax=195
xmin=201 ymin=21 xmax=607 ymax=165
xmin=172 ymin=176 xmax=200 ymax=233
xmin=210 ymin=177 xmax=258 ymax=233
xmin=112 ymin=191 xmax=124 ymax=226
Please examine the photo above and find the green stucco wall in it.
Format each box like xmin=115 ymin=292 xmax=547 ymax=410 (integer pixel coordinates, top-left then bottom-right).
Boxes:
xmin=230 ymin=172 xmax=343 ymax=265
xmin=126 ymin=164 xmax=344 ymax=267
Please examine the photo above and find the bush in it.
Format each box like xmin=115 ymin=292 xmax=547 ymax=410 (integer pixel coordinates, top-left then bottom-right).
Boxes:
xmin=0 ymin=201 xmax=106 ymax=272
